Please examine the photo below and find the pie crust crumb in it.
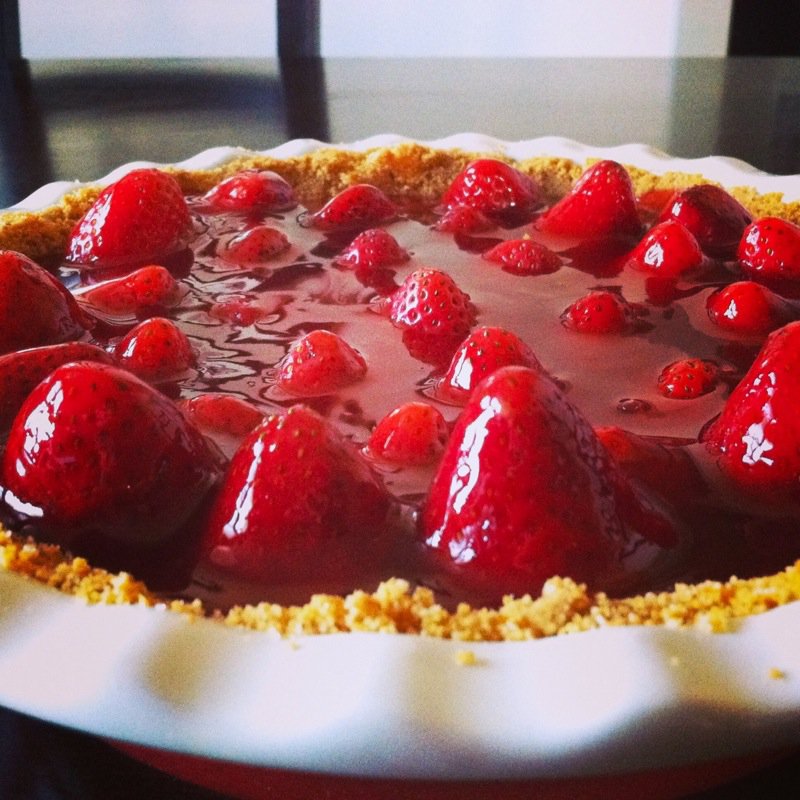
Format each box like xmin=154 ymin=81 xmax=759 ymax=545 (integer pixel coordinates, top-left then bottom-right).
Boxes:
xmin=3 ymin=526 xmax=799 ymax=641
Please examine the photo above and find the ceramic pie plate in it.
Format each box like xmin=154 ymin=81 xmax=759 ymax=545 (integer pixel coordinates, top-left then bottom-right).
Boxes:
xmin=1 ymin=135 xmax=800 ymax=799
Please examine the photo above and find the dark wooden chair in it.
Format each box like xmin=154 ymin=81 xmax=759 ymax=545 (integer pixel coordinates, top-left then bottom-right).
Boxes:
xmin=728 ymin=0 xmax=800 ymax=55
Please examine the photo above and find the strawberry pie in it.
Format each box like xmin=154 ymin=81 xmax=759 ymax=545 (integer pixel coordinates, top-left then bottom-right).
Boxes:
xmin=1 ymin=141 xmax=800 ymax=640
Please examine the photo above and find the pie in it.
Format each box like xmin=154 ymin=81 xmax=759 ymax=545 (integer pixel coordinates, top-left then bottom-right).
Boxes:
xmin=1 ymin=139 xmax=799 ymax=641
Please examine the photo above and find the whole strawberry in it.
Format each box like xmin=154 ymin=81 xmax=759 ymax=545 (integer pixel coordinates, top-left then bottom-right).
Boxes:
xmin=78 ymin=264 xmax=181 ymax=316
xmin=737 ymin=216 xmax=800 ymax=284
xmin=561 ymin=289 xmax=632 ymax=334
xmin=441 ymin=159 xmax=540 ymax=225
xmin=202 ymin=169 xmax=296 ymax=212
xmin=422 ymin=366 xmax=650 ymax=603
xmin=437 ymin=326 xmax=541 ymax=404
xmin=201 ymin=405 xmax=391 ymax=587
xmin=277 ymin=329 xmax=367 ymax=396
xmin=66 ymin=168 xmax=192 ymax=269
xmin=301 ymin=184 xmax=397 ymax=232
xmin=388 ymin=268 xmax=475 ymax=340
xmin=1 ymin=362 xmax=221 ymax=548
xmin=113 ymin=317 xmax=195 ymax=382
xmin=333 ymin=228 xmax=409 ymax=271
xmin=626 ymin=219 xmax=704 ymax=277
xmin=0 ymin=250 xmax=91 ymax=354
xmin=537 ymin=160 xmax=641 ymax=239
xmin=706 ymin=280 xmax=794 ymax=336
xmin=0 ymin=342 xmax=112 ymax=432
xmin=657 ymin=358 xmax=719 ymax=399
xmin=658 ymin=183 xmax=752 ymax=258
xmin=481 ymin=238 xmax=561 ymax=276
xmin=365 ymin=402 xmax=449 ymax=466
xmin=704 ymin=320 xmax=800 ymax=494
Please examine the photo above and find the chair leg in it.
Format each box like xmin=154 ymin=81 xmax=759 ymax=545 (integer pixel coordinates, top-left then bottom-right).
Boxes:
xmin=1 ymin=1 xmax=21 ymax=62
xmin=277 ymin=0 xmax=321 ymax=59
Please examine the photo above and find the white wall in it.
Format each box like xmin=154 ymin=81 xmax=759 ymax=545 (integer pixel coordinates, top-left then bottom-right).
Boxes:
xmin=20 ymin=0 xmax=731 ymax=59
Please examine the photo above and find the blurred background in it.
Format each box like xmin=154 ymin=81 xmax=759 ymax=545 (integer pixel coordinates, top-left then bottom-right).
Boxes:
xmin=3 ymin=0 xmax=799 ymax=207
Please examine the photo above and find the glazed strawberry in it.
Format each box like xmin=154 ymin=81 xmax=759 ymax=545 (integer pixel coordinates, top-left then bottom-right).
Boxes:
xmin=0 ymin=250 xmax=91 ymax=354
xmin=658 ymin=184 xmax=752 ymax=259
xmin=737 ymin=216 xmax=800 ymax=284
xmin=114 ymin=317 xmax=195 ymax=381
xmin=209 ymin=294 xmax=268 ymax=326
xmin=277 ymin=329 xmax=367 ymax=395
xmin=301 ymin=184 xmax=397 ymax=232
xmin=704 ymin=320 xmax=800 ymax=493
xmin=422 ymin=366 xmax=648 ymax=603
xmin=561 ymin=289 xmax=632 ymax=334
xmin=0 ymin=342 xmax=113 ymax=432
xmin=536 ymin=160 xmax=641 ymax=239
xmin=441 ymin=159 xmax=540 ymax=225
xmin=481 ymin=238 xmax=561 ymax=276
xmin=433 ymin=204 xmax=494 ymax=234
xmin=388 ymin=268 xmax=475 ymax=340
xmin=1 ymin=361 xmax=221 ymax=548
xmin=365 ymin=402 xmax=449 ymax=466
xmin=437 ymin=326 xmax=541 ymax=404
xmin=657 ymin=358 xmax=719 ymax=399
xmin=333 ymin=228 xmax=409 ymax=271
xmin=78 ymin=265 xmax=181 ymax=316
xmin=201 ymin=169 xmax=296 ymax=212
xmin=596 ymin=426 xmax=701 ymax=505
xmin=220 ymin=225 xmax=290 ymax=264
xmin=626 ymin=219 xmax=704 ymax=277
xmin=179 ymin=393 xmax=265 ymax=460
xmin=201 ymin=405 xmax=391 ymax=587
xmin=66 ymin=168 xmax=192 ymax=269
xmin=706 ymin=280 xmax=794 ymax=336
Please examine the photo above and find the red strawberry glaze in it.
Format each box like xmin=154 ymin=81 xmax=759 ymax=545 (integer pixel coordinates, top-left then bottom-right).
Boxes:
xmin=3 ymin=165 xmax=800 ymax=609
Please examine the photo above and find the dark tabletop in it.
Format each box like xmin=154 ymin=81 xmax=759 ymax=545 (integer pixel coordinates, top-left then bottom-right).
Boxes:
xmin=0 ymin=56 xmax=799 ymax=799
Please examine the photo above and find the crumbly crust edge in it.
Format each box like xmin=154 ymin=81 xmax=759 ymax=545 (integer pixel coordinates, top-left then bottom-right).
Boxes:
xmin=2 ymin=142 xmax=800 ymax=640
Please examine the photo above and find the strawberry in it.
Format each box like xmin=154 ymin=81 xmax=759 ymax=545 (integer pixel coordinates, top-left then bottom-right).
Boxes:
xmin=561 ymin=289 xmax=632 ymax=334
xmin=179 ymin=393 xmax=265 ymax=460
xmin=209 ymin=295 xmax=267 ymax=326
xmin=201 ymin=405 xmax=391 ymax=586
xmin=66 ymin=168 xmax=192 ymax=269
xmin=737 ymin=216 xmax=800 ymax=284
xmin=704 ymin=320 xmax=800 ymax=493
xmin=180 ymin=393 xmax=265 ymax=438
xmin=220 ymin=225 xmax=290 ymax=265
xmin=78 ymin=265 xmax=181 ymax=316
xmin=706 ymin=280 xmax=794 ymax=336
xmin=365 ymin=402 xmax=449 ymax=466
xmin=433 ymin=205 xmax=494 ymax=234
xmin=1 ymin=361 xmax=221 ymax=548
xmin=0 ymin=250 xmax=91 ymax=354
xmin=437 ymin=326 xmax=541 ymax=404
xmin=301 ymin=184 xmax=397 ymax=232
xmin=658 ymin=183 xmax=752 ymax=258
xmin=657 ymin=358 xmax=719 ymax=399
xmin=201 ymin=169 xmax=296 ymax=212
xmin=333 ymin=228 xmax=409 ymax=271
xmin=441 ymin=159 xmax=540 ymax=225
xmin=537 ymin=160 xmax=641 ymax=239
xmin=0 ymin=342 xmax=113 ymax=432
xmin=481 ymin=238 xmax=561 ymax=276
xmin=114 ymin=317 xmax=195 ymax=381
xmin=626 ymin=219 xmax=704 ymax=277
xmin=422 ymin=366 xmax=651 ymax=603
xmin=388 ymin=268 xmax=475 ymax=340
xmin=277 ymin=329 xmax=367 ymax=396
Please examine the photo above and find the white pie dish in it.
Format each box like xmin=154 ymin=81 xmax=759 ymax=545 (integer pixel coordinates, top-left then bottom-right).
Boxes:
xmin=0 ymin=135 xmax=799 ymax=792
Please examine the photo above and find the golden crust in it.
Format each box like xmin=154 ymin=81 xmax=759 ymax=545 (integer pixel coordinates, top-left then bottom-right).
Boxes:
xmin=2 ymin=142 xmax=800 ymax=640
